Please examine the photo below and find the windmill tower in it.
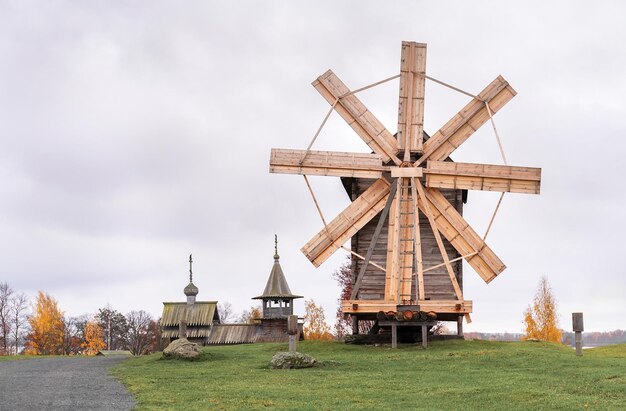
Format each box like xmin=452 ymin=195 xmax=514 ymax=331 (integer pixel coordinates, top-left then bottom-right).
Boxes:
xmin=269 ymin=41 xmax=541 ymax=335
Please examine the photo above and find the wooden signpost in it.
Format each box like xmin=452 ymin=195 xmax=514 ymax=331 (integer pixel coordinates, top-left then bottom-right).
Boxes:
xmin=287 ymin=315 xmax=298 ymax=353
xmin=572 ymin=312 xmax=584 ymax=356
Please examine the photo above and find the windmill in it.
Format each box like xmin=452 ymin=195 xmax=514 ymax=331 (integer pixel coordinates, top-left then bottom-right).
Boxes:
xmin=269 ymin=42 xmax=541 ymax=331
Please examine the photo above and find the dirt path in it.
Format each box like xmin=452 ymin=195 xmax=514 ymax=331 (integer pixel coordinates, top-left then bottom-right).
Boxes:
xmin=0 ymin=356 xmax=135 ymax=411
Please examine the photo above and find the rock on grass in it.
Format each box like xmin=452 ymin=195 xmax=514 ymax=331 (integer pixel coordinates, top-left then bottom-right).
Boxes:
xmin=270 ymin=352 xmax=317 ymax=369
xmin=162 ymin=338 xmax=202 ymax=360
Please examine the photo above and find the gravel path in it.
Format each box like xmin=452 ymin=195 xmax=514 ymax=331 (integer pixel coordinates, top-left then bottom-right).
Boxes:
xmin=0 ymin=356 xmax=135 ymax=411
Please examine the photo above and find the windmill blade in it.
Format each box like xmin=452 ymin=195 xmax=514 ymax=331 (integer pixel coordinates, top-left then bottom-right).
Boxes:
xmin=301 ymin=178 xmax=392 ymax=267
xmin=270 ymin=149 xmax=385 ymax=179
xmin=350 ymin=181 xmax=398 ymax=300
xmin=414 ymin=179 xmax=463 ymax=300
xmin=313 ymin=70 xmax=401 ymax=165
xmin=417 ymin=186 xmax=506 ymax=283
xmin=410 ymin=177 xmax=425 ymax=300
xmin=397 ymin=42 xmax=426 ymax=157
xmin=424 ymin=160 xmax=541 ymax=194
xmin=417 ymin=76 xmax=516 ymax=165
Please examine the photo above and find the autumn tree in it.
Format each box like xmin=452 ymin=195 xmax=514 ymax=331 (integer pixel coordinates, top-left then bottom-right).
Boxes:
xmin=126 ymin=310 xmax=157 ymax=356
xmin=303 ymin=299 xmax=333 ymax=341
xmin=25 ymin=291 xmax=65 ymax=355
xmin=82 ymin=320 xmax=106 ymax=356
xmin=522 ymin=276 xmax=563 ymax=343
xmin=332 ymin=258 xmax=352 ymax=338
xmin=147 ymin=319 xmax=162 ymax=353
xmin=239 ymin=305 xmax=262 ymax=324
xmin=63 ymin=314 xmax=89 ymax=355
xmin=0 ymin=282 xmax=13 ymax=355
xmin=332 ymin=257 xmax=374 ymax=338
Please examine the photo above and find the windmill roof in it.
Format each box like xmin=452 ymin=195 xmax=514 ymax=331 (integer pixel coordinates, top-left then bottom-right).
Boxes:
xmin=253 ymin=256 xmax=303 ymax=300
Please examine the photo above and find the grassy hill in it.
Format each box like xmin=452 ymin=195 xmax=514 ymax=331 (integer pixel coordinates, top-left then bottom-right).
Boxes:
xmin=112 ymin=340 xmax=625 ymax=410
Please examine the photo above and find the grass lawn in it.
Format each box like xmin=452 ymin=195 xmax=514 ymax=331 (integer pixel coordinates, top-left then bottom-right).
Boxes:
xmin=112 ymin=340 xmax=626 ymax=410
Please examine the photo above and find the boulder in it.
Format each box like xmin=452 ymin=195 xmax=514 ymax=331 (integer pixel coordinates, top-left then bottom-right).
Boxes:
xmin=162 ymin=338 xmax=202 ymax=360
xmin=270 ymin=352 xmax=317 ymax=369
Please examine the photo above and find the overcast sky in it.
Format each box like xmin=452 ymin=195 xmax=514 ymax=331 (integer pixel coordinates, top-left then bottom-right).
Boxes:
xmin=1 ymin=1 xmax=624 ymax=333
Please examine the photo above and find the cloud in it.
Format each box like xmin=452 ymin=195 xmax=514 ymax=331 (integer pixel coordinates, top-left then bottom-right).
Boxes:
xmin=0 ymin=1 xmax=624 ymax=332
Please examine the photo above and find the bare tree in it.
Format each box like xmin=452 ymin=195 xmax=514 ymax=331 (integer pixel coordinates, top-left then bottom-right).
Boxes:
xmin=0 ymin=282 xmax=14 ymax=355
xmin=126 ymin=310 xmax=155 ymax=355
xmin=218 ymin=302 xmax=235 ymax=323
xmin=95 ymin=306 xmax=128 ymax=350
xmin=9 ymin=293 xmax=29 ymax=355
xmin=62 ymin=314 xmax=89 ymax=355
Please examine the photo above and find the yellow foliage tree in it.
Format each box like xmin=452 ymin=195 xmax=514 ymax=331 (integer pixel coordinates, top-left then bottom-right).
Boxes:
xmin=522 ymin=276 xmax=563 ymax=343
xmin=240 ymin=305 xmax=262 ymax=324
xmin=82 ymin=320 xmax=106 ymax=356
xmin=303 ymin=299 xmax=333 ymax=341
xmin=25 ymin=291 xmax=65 ymax=355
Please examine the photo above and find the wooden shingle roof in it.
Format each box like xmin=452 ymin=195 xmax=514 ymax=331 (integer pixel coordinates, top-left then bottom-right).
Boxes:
xmin=161 ymin=301 xmax=219 ymax=327
xmin=253 ymin=252 xmax=302 ymax=300
xmin=205 ymin=324 xmax=259 ymax=345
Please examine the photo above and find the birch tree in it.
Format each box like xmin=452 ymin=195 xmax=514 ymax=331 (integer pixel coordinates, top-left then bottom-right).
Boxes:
xmin=523 ymin=276 xmax=563 ymax=343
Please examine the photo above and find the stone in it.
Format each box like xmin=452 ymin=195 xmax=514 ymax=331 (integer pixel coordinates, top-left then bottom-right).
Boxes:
xmin=270 ymin=351 xmax=317 ymax=369
xmin=162 ymin=338 xmax=202 ymax=360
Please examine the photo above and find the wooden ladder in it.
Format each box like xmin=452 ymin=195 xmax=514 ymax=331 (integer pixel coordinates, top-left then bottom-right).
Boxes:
xmin=396 ymin=177 xmax=420 ymax=304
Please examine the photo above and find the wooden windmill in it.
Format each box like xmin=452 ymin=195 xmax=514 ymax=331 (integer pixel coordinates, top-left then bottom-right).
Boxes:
xmin=269 ymin=42 xmax=541 ymax=330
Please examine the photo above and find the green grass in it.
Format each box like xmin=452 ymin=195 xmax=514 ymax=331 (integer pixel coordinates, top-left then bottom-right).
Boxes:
xmin=111 ymin=340 xmax=626 ymax=410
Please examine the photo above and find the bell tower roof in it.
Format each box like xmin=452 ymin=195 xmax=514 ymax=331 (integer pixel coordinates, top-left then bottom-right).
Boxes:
xmin=253 ymin=235 xmax=302 ymax=300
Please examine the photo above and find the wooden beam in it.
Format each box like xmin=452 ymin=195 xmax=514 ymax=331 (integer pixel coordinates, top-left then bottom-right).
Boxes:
xmin=397 ymin=42 xmax=426 ymax=156
xmin=420 ymin=187 xmax=506 ymax=283
xmin=424 ymin=160 xmax=541 ymax=194
xmin=410 ymin=177 xmax=425 ymax=300
xmin=301 ymin=178 xmax=391 ymax=267
xmin=417 ymin=76 xmax=516 ymax=165
xmin=313 ymin=70 xmax=401 ymax=165
xmin=270 ymin=148 xmax=385 ymax=179
xmin=350 ymin=182 xmax=397 ymax=300
xmin=384 ymin=179 xmax=402 ymax=302
xmin=414 ymin=179 xmax=464 ymax=300
xmin=390 ymin=167 xmax=423 ymax=178
xmin=340 ymin=299 xmax=473 ymax=314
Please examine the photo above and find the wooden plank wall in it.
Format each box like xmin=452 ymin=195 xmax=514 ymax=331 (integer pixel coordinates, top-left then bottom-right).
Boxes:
xmin=347 ymin=177 xmax=463 ymax=302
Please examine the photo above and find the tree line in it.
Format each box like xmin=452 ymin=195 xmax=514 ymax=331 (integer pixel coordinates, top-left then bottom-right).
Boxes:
xmin=0 ymin=282 xmax=160 ymax=356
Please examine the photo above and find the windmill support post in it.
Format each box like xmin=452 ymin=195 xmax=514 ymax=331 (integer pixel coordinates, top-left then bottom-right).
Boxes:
xmin=380 ymin=320 xmax=437 ymax=348
xmin=351 ymin=315 xmax=359 ymax=335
